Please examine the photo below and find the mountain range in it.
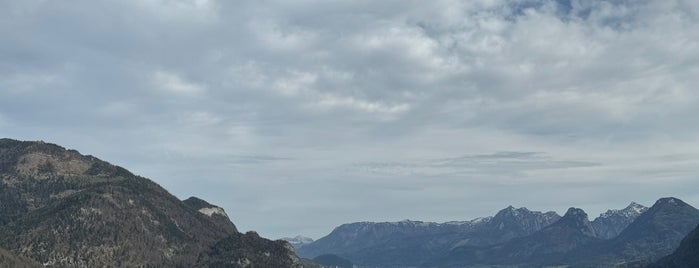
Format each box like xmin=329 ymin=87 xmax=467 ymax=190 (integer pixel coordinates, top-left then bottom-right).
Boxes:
xmin=2 ymin=138 xmax=697 ymax=267
xmin=0 ymin=138 xmax=316 ymax=267
xmin=562 ymin=197 xmax=699 ymax=267
xmin=298 ymin=199 xmax=699 ymax=267
xmin=296 ymin=206 xmax=563 ymax=267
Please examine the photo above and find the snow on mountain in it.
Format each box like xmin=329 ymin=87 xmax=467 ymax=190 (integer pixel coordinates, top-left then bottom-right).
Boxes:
xmin=599 ymin=202 xmax=648 ymax=219
xmin=282 ymin=235 xmax=315 ymax=249
xmin=592 ymin=202 xmax=649 ymax=239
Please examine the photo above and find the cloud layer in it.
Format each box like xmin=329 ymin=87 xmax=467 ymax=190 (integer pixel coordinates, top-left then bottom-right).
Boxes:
xmin=2 ymin=0 xmax=699 ymax=238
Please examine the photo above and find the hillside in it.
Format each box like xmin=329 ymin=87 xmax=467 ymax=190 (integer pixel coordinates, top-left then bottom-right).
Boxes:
xmin=0 ymin=138 xmax=312 ymax=267
xmin=652 ymin=223 xmax=699 ymax=268
xmin=0 ymin=247 xmax=39 ymax=268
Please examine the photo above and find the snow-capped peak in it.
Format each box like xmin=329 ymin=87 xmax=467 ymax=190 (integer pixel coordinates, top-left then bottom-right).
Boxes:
xmin=626 ymin=202 xmax=647 ymax=215
xmin=282 ymin=235 xmax=314 ymax=246
xmin=599 ymin=202 xmax=648 ymax=219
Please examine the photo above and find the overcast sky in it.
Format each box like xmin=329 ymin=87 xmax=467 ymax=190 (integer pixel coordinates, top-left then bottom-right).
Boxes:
xmin=2 ymin=0 xmax=699 ymax=239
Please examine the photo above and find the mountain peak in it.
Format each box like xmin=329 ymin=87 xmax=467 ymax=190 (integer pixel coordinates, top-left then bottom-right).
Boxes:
xmin=624 ymin=201 xmax=648 ymax=214
xmin=626 ymin=201 xmax=645 ymax=210
xmin=494 ymin=206 xmax=532 ymax=219
xmin=655 ymin=197 xmax=687 ymax=207
xmin=599 ymin=202 xmax=648 ymax=219
xmin=590 ymin=202 xmax=649 ymax=239
xmin=555 ymin=207 xmax=595 ymax=236
xmin=0 ymin=138 xmax=132 ymax=179
xmin=576 ymin=197 xmax=699 ymax=264
xmin=564 ymin=207 xmax=588 ymax=219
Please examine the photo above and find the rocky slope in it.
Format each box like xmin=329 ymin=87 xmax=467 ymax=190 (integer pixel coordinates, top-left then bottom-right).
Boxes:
xmin=0 ymin=138 xmax=312 ymax=267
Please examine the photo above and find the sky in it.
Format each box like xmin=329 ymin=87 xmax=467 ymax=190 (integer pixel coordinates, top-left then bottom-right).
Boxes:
xmin=1 ymin=0 xmax=699 ymax=239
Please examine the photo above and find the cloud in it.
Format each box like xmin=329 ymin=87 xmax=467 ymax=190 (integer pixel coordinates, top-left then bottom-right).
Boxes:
xmin=227 ymin=154 xmax=291 ymax=166
xmin=0 ymin=72 xmax=60 ymax=93
xmin=2 ymin=0 xmax=699 ymax=239
xmin=181 ymin=111 xmax=222 ymax=126
xmin=352 ymin=151 xmax=598 ymax=178
xmin=134 ymin=0 xmax=220 ymax=22
xmin=152 ymin=70 xmax=206 ymax=96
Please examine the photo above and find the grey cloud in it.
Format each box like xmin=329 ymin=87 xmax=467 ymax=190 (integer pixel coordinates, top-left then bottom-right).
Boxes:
xmin=2 ymin=0 xmax=699 ymax=239
xmin=353 ymin=152 xmax=598 ymax=178
xmin=227 ymin=154 xmax=292 ymax=165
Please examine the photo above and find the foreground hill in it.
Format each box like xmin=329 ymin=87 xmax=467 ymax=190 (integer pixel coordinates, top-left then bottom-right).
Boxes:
xmin=0 ymin=138 xmax=312 ymax=267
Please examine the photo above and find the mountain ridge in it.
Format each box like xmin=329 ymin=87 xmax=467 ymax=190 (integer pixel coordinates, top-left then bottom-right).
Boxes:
xmin=299 ymin=200 xmax=676 ymax=268
xmin=438 ymin=207 xmax=602 ymax=267
xmin=298 ymin=206 xmax=561 ymax=267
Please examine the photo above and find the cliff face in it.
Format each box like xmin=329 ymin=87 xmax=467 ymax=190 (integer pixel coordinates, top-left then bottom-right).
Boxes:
xmin=0 ymin=138 xmax=311 ymax=267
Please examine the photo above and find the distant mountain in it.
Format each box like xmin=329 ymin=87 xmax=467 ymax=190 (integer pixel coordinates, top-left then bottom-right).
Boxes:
xmin=438 ymin=207 xmax=601 ymax=267
xmin=0 ymin=138 xmax=313 ymax=267
xmin=476 ymin=206 xmax=561 ymax=244
xmin=652 ymin=223 xmax=699 ymax=268
xmin=298 ymin=219 xmax=471 ymax=267
xmin=282 ymin=235 xmax=315 ymax=250
xmin=592 ymin=202 xmax=648 ymax=239
xmin=298 ymin=206 xmax=560 ymax=267
xmin=564 ymin=197 xmax=699 ymax=266
xmin=436 ymin=198 xmax=699 ymax=267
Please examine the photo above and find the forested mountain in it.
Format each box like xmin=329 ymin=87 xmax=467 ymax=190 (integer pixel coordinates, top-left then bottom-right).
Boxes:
xmin=0 ymin=138 xmax=314 ymax=267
